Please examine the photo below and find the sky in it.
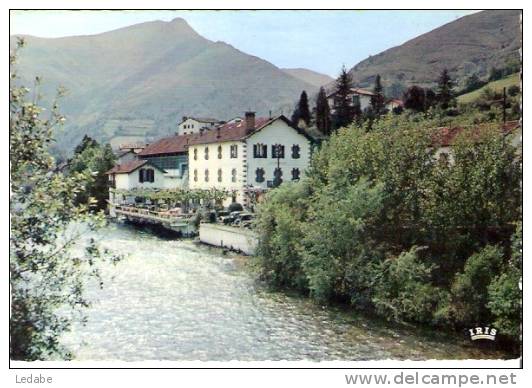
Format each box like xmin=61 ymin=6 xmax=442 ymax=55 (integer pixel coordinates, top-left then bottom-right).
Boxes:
xmin=10 ymin=10 xmax=479 ymax=77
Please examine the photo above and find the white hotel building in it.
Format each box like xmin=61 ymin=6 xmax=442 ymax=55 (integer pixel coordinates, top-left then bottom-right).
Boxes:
xmin=187 ymin=112 xmax=313 ymax=207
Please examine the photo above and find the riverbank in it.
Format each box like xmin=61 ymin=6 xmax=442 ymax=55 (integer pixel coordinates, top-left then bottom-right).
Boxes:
xmin=59 ymin=222 xmax=515 ymax=361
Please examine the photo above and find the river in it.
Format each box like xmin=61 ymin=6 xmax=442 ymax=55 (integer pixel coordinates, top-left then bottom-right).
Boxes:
xmin=60 ymin=223 xmax=508 ymax=361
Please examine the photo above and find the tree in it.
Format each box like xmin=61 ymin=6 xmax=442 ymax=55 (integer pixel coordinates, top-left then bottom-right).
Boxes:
xmin=74 ymin=134 xmax=99 ymax=155
xmin=10 ymin=39 xmax=119 ymax=360
xmin=332 ymin=65 xmax=355 ymax=130
xmin=370 ymin=74 xmax=386 ymax=115
xmin=403 ymin=86 xmax=426 ymax=112
xmin=489 ymin=67 xmax=504 ymax=81
xmin=424 ymin=88 xmax=437 ymax=109
xmin=292 ymin=90 xmax=311 ymax=127
xmin=68 ymin=138 xmax=116 ymax=211
xmin=436 ymin=69 xmax=456 ymax=109
xmin=464 ymin=73 xmax=484 ymax=93
xmin=315 ymin=87 xmax=331 ymax=135
xmin=254 ymin=113 xmax=522 ymax=346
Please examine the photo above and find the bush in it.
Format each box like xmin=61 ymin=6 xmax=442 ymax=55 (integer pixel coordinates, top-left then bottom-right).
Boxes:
xmin=372 ymin=247 xmax=444 ymax=324
xmin=508 ymin=85 xmax=520 ymax=97
xmin=450 ymin=245 xmax=504 ymax=327
xmin=228 ymin=202 xmax=243 ymax=212
xmin=487 ymin=222 xmax=522 ymax=339
xmin=253 ymin=114 xmax=521 ymax=344
xmin=253 ymin=181 xmax=311 ymax=291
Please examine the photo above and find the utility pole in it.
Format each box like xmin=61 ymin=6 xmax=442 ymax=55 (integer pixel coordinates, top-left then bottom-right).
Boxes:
xmin=273 ymin=143 xmax=282 ymax=188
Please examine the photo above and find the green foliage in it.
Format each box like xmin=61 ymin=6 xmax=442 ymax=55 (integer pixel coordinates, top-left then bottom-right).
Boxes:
xmin=332 ymin=65 xmax=355 ymax=130
xmin=373 ymin=247 xmax=445 ymax=324
xmin=113 ymin=187 xmax=235 ymax=208
xmin=450 ymin=245 xmax=504 ymax=326
xmin=462 ymin=73 xmax=486 ymax=94
xmin=487 ymin=222 xmax=522 ymax=339
xmin=370 ymin=74 xmax=386 ymax=116
xmin=314 ymin=86 xmax=332 ymax=135
xmin=68 ymin=137 xmax=116 ymax=211
xmin=300 ymin=180 xmax=384 ymax=303
xmin=10 ymin=40 xmax=121 ymax=360
xmin=403 ymin=86 xmax=426 ymax=112
xmin=291 ymin=90 xmax=311 ymax=127
xmin=436 ymin=69 xmax=456 ymax=110
xmin=254 ymin=182 xmax=312 ymax=291
xmin=254 ymin=112 xmax=521 ymax=344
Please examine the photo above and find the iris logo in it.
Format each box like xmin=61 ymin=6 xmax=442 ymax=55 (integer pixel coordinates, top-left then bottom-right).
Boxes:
xmin=468 ymin=327 xmax=497 ymax=341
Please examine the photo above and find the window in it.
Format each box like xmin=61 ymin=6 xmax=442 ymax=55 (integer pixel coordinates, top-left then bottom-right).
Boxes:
xmin=272 ymin=144 xmax=285 ymax=158
xmin=205 ymin=169 xmax=209 ymax=182
xmin=231 ymin=168 xmax=237 ymax=183
xmin=253 ymin=143 xmax=267 ymax=158
xmin=180 ymin=163 xmax=188 ymax=177
xmin=230 ymin=144 xmax=238 ymax=158
xmin=193 ymin=148 xmax=198 ymax=160
xmin=204 ymin=147 xmax=209 ymax=160
xmin=146 ymin=169 xmax=154 ymax=183
xmin=147 ymin=155 xmax=180 ymax=170
xmin=218 ymin=145 xmax=223 ymax=159
xmin=291 ymin=168 xmax=300 ymax=181
xmin=139 ymin=168 xmax=154 ymax=183
xmin=217 ymin=168 xmax=222 ymax=182
xmin=291 ymin=144 xmax=300 ymax=159
xmin=352 ymin=95 xmax=360 ymax=105
xmin=193 ymin=169 xmax=198 ymax=182
xmin=255 ymin=168 xmax=265 ymax=183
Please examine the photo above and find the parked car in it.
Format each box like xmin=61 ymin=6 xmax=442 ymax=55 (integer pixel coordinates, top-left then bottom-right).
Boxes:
xmin=234 ymin=212 xmax=254 ymax=227
xmin=221 ymin=211 xmax=241 ymax=225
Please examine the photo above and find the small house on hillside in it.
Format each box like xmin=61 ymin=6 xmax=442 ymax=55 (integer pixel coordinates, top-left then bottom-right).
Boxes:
xmin=430 ymin=120 xmax=521 ymax=163
xmin=177 ymin=116 xmax=224 ymax=136
xmin=327 ymin=87 xmax=375 ymax=112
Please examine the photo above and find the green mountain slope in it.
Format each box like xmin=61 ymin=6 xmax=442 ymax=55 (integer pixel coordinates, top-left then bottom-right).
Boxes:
xmin=346 ymin=10 xmax=521 ymax=96
xmin=281 ymin=68 xmax=334 ymax=88
xmin=11 ymin=18 xmax=316 ymax=154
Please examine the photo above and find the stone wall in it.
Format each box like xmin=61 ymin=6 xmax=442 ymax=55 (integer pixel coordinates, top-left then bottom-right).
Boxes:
xmin=199 ymin=224 xmax=258 ymax=255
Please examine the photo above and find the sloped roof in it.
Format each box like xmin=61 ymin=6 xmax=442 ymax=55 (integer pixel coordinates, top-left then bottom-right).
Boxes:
xmin=138 ymin=133 xmax=195 ymax=156
xmin=187 ymin=117 xmax=272 ymax=146
xmin=106 ymin=160 xmax=166 ymax=175
xmin=430 ymin=120 xmax=520 ymax=147
xmin=136 ymin=115 xmax=314 ymax=155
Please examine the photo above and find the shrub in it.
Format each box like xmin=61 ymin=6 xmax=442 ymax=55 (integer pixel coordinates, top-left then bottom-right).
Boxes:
xmin=487 ymin=222 xmax=522 ymax=339
xmin=450 ymin=245 xmax=504 ymax=327
xmin=372 ymin=247 xmax=444 ymax=324
xmin=507 ymin=85 xmax=520 ymax=97
xmin=228 ymin=202 xmax=243 ymax=212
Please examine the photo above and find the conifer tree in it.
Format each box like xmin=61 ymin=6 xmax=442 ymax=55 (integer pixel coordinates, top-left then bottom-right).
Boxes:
xmin=292 ymin=90 xmax=311 ymax=127
xmin=315 ymin=87 xmax=331 ymax=135
xmin=332 ymin=65 xmax=355 ymax=130
xmin=370 ymin=74 xmax=386 ymax=115
xmin=436 ymin=68 xmax=456 ymax=109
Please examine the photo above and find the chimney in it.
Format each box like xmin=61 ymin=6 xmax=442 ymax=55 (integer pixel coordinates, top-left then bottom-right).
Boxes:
xmin=245 ymin=111 xmax=255 ymax=134
xmin=216 ymin=126 xmax=221 ymax=139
